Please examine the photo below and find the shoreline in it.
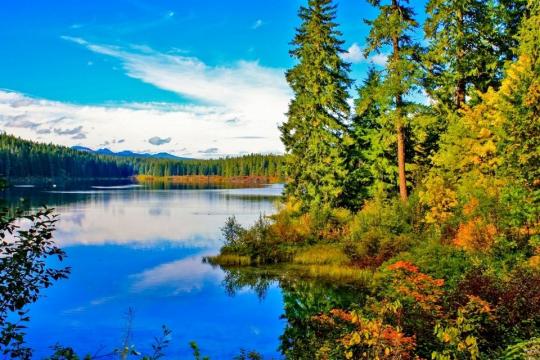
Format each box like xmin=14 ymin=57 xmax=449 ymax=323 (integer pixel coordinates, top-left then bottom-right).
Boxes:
xmin=136 ymin=175 xmax=284 ymax=185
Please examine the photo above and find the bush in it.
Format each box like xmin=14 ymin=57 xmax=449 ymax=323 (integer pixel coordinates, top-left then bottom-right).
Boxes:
xmin=344 ymin=196 xmax=421 ymax=266
xmin=220 ymin=215 xmax=294 ymax=265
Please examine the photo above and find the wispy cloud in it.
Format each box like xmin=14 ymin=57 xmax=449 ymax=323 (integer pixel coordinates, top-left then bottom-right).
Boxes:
xmin=198 ymin=147 xmax=219 ymax=154
xmin=0 ymin=90 xmax=283 ymax=158
xmin=0 ymin=37 xmax=290 ymax=157
xmin=54 ymin=125 xmax=84 ymax=136
xmin=148 ymin=136 xmax=172 ymax=146
xmin=342 ymin=42 xmax=388 ymax=66
xmin=252 ymin=19 xmax=264 ymax=29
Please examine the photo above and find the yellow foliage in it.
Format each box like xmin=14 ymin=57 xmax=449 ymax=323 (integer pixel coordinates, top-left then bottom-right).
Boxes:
xmin=453 ymin=217 xmax=497 ymax=252
xmin=462 ymin=197 xmax=479 ymax=216
xmin=420 ymin=175 xmax=458 ymax=225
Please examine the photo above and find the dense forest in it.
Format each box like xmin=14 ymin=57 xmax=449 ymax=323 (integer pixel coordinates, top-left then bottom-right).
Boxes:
xmin=0 ymin=133 xmax=284 ymax=179
xmin=210 ymin=0 xmax=540 ymax=358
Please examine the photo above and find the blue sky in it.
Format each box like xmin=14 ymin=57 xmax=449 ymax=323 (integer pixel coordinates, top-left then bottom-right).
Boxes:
xmin=0 ymin=0 xmax=426 ymax=157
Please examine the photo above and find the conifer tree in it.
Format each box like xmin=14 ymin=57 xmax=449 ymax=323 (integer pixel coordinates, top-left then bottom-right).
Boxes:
xmin=423 ymin=0 xmax=527 ymax=111
xmin=364 ymin=0 xmax=420 ymax=201
xmin=345 ymin=68 xmax=395 ymax=205
xmin=280 ymin=0 xmax=352 ymax=208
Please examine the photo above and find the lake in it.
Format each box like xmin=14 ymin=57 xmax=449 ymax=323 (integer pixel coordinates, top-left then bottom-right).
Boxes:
xmin=3 ymin=181 xmax=286 ymax=359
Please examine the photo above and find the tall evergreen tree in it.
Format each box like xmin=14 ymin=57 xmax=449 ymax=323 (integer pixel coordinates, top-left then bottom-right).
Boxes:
xmin=364 ymin=0 xmax=420 ymax=201
xmin=423 ymin=0 xmax=527 ymax=112
xmin=280 ymin=0 xmax=352 ymax=208
xmin=345 ymin=68 xmax=395 ymax=206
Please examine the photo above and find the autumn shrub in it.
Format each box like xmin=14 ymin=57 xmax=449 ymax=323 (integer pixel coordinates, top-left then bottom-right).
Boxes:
xmin=267 ymin=202 xmax=352 ymax=245
xmin=330 ymin=301 xmax=416 ymax=360
xmin=453 ymin=217 xmax=498 ymax=252
xmin=344 ymin=196 xmax=420 ymax=266
xmin=454 ymin=265 xmax=540 ymax=353
xmin=374 ymin=261 xmax=446 ymax=357
xmin=432 ymin=295 xmax=494 ymax=360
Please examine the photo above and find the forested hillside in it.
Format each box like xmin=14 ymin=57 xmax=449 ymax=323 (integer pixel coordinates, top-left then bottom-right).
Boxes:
xmin=0 ymin=133 xmax=284 ymax=179
xmin=0 ymin=133 xmax=135 ymax=178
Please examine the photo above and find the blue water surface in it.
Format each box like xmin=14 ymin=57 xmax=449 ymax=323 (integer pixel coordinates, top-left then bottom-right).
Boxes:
xmin=12 ymin=183 xmax=285 ymax=359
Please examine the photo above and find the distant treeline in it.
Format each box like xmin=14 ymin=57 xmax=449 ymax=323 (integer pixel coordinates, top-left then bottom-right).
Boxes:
xmin=0 ymin=133 xmax=285 ymax=178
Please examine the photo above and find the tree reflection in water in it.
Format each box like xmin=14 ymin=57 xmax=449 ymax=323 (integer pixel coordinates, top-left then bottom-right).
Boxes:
xmin=216 ymin=264 xmax=371 ymax=360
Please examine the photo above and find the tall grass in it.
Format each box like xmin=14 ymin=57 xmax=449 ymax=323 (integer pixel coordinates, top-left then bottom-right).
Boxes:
xmin=204 ymin=254 xmax=251 ymax=266
xmin=301 ymin=265 xmax=375 ymax=286
xmin=293 ymin=244 xmax=349 ymax=265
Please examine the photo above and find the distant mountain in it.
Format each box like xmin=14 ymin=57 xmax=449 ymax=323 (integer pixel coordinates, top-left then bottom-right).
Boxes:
xmin=72 ymin=146 xmax=192 ymax=160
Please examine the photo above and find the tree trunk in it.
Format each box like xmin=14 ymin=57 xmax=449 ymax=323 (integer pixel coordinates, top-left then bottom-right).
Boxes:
xmin=392 ymin=0 xmax=408 ymax=201
xmin=396 ymin=97 xmax=408 ymax=202
xmin=455 ymin=8 xmax=466 ymax=109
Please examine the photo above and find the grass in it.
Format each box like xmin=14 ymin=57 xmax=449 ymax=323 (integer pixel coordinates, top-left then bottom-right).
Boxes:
xmin=292 ymin=244 xmax=349 ymax=265
xmin=204 ymin=254 xmax=252 ymax=266
xmin=299 ymin=264 xmax=375 ymax=285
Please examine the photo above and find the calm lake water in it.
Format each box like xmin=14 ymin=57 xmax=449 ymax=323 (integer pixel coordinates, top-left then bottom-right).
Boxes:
xmin=3 ymin=181 xmax=286 ymax=359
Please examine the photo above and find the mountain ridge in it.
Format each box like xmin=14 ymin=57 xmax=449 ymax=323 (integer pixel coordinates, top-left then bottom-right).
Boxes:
xmin=72 ymin=146 xmax=193 ymax=160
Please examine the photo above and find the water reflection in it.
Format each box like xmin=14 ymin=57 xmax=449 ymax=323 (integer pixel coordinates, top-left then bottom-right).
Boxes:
xmin=131 ymin=255 xmax=224 ymax=294
xmin=2 ymin=184 xmax=282 ymax=247
xmin=2 ymin=182 xmax=364 ymax=359
xmin=2 ymin=183 xmax=285 ymax=359
xmin=215 ymin=264 xmax=369 ymax=360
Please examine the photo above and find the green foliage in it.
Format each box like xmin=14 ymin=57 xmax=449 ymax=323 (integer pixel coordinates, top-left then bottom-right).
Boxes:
xmin=503 ymin=337 xmax=540 ymax=359
xmin=44 ymin=345 xmax=91 ymax=360
xmin=423 ymin=0 xmax=512 ymax=111
xmin=0 ymin=206 xmax=70 ymax=359
xmin=219 ymin=215 xmax=294 ymax=265
xmin=190 ymin=341 xmax=210 ymax=360
xmin=233 ymin=349 xmax=264 ymax=360
xmin=364 ymin=0 xmax=423 ymax=200
xmin=280 ymin=0 xmax=352 ymax=209
xmin=346 ymin=68 xmax=396 ymax=205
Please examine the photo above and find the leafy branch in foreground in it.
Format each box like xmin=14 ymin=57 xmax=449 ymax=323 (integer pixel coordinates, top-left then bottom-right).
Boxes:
xmin=0 ymin=206 xmax=70 ymax=359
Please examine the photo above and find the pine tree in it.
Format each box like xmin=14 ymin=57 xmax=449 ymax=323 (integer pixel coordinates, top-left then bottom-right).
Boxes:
xmin=423 ymin=0 xmax=527 ymax=112
xmin=364 ymin=0 xmax=420 ymax=201
xmin=280 ymin=0 xmax=352 ymax=208
xmin=345 ymin=68 xmax=395 ymax=206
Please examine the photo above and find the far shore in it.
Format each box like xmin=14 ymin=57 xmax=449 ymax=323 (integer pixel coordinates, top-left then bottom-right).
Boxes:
xmin=136 ymin=174 xmax=284 ymax=185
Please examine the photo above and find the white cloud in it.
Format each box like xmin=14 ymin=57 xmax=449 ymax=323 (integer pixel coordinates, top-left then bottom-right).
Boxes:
xmin=252 ymin=19 xmax=264 ymax=29
xmin=0 ymin=38 xmax=291 ymax=157
xmin=342 ymin=42 xmax=388 ymax=66
xmin=0 ymin=90 xmax=283 ymax=157
xmin=370 ymin=53 xmax=388 ymax=66
xmin=342 ymin=43 xmax=364 ymax=63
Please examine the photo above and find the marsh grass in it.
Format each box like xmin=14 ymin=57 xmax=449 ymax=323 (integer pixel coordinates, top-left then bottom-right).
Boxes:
xmin=204 ymin=254 xmax=251 ymax=266
xmin=292 ymin=244 xmax=349 ymax=265
xmin=299 ymin=264 xmax=375 ymax=285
